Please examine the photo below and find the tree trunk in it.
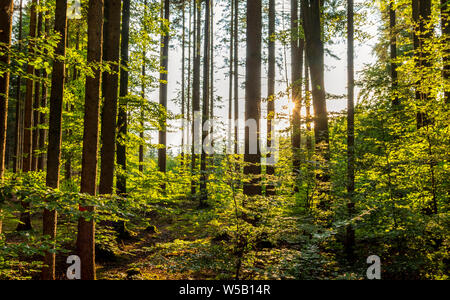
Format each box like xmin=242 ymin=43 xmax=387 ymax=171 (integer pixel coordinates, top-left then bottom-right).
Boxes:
xmin=99 ymin=0 xmax=121 ymax=195
xmin=291 ymin=0 xmax=304 ymax=182
xmin=116 ymin=0 xmax=130 ymax=237
xmin=266 ymin=0 xmax=276 ymax=196
xmin=345 ymin=0 xmax=356 ymax=261
xmin=228 ymin=0 xmax=234 ymax=154
xmin=200 ymin=0 xmax=211 ymax=205
xmin=191 ymin=0 xmax=201 ymax=195
xmin=17 ymin=0 xmax=38 ymax=232
xmin=77 ymin=0 xmax=104 ymax=281
xmin=38 ymin=17 xmax=50 ymax=171
xmin=243 ymin=0 xmax=262 ymax=196
xmin=234 ymin=0 xmax=239 ymax=156
xmin=31 ymin=12 xmax=42 ymax=171
xmin=390 ymin=1 xmax=399 ymax=106
xmin=42 ymin=0 xmax=67 ymax=280
xmin=442 ymin=0 xmax=449 ymax=104
xmin=0 ymin=0 xmax=13 ymax=179
xmin=13 ymin=0 xmax=23 ymax=174
xmin=181 ymin=1 xmax=186 ymax=165
xmin=158 ymin=0 xmax=169 ymax=181
xmin=302 ymin=0 xmax=330 ymax=208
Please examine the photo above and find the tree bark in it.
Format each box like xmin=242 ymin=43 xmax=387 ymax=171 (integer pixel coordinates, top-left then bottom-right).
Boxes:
xmin=38 ymin=17 xmax=50 ymax=171
xmin=77 ymin=0 xmax=104 ymax=281
xmin=42 ymin=0 xmax=67 ymax=280
xmin=200 ymin=0 xmax=211 ymax=205
xmin=13 ymin=0 xmax=23 ymax=174
xmin=99 ymin=0 xmax=121 ymax=195
xmin=266 ymin=0 xmax=276 ymax=196
xmin=345 ymin=0 xmax=356 ymax=261
xmin=0 ymin=0 xmax=13 ymax=179
xmin=17 ymin=0 xmax=38 ymax=232
xmin=243 ymin=0 xmax=262 ymax=196
xmin=158 ymin=0 xmax=170 ymax=180
xmin=31 ymin=12 xmax=42 ymax=171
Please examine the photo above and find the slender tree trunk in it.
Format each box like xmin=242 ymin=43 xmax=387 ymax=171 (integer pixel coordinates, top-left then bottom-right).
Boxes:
xmin=13 ymin=0 xmax=23 ymax=174
xmin=305 ymin=56 xmax=312 ymax=154
xmin=234 ymin=0 xmax=239 ymax=156
xmin=31 ymin=12 xmax=43 ymax=171
xmin=181 ymin=1 xmax=186 ymax=165
xmin=345 ymin=0 xmax=356 ymax=261
xmin=243 ymin=0 xmax=262 ymax=196
xmin=0 ymin=0 xmax=13 ymax=179
xmin=200 ymin=0 xmax=211 ymax=205
xmin=158 ymin=0 xmax=169 ymax=182
xmin=266 ymin=0 xmax=276 ymax=196
xmin=442 ymin=0 xmax=449 ymax=104
xmin=77 ymin=0 xmax=104 ymax=281
xmin=17 ymin=0 xmax=38 ymax=232
xmin=116 ymin=0 xmax=130 ymax=237
xmin=0 ymin=0 xmax=14 ymax=237
xmin=191 ymin=0 xmax=201 ymax=195
xmin=302 ymin=0 xmax=330 ymax=208
xmin=210 ymin=1 xmax=214 ymax=154
xmin=99 ymin=0 xmax=121 ymax=195
xmin=42 ymin=0 xmax=67 ymax=280
xmin=390 ymin=1 xmax=399 ymax=106
xmin=413 ymin=0 xmax=432 ymax=128
xmin=228 ymin=0 xmax=234 ymax=154
xmin=291 ymin=0 xmax=304 ymax=183
xmin=38 ymin=17 xmax=50 ymax=171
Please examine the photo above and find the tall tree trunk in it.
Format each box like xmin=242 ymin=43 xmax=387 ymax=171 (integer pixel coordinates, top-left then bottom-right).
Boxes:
xmin=38 ymin=16 xmax=50 ymax=171
xmin=42 ymin=0 xmax=67 ymax=280
xmin=31 ymin=12 xmax=42 ymax=171
xmin=234 ymin=0 xmax=239 ymax=156
xmin=0 ymin=0 xmax=14 ymax=237
xmin=17 ymin=0 xmax=38 ymax=232
xmin=181 ymin=1 xmax=186 ymax=165
xmin=13 ymin=0 xmax=23 ymax=174
xmin=191 ymin=0 xmax=201 ymax=195
xmin=390 ymin=1 xmax=399 ymax=106
xmin=243 ymin=0 xmax=262 ymax=196
xmin=158 ymin=0 xmax=170 ymax=182
xmin=345 ymin=0 xmax=356 ymax=261
xmin=266 ymin=0 xmax=276 ymax=196
xmin=99 ymin=0 xmax=121 ymax=195
xmin=305 ymin=56 xmax=312 ymax=154
xmin=77 ymin=0 xmax=104 ymax=281
xmin=116 ymin=0 xmax=130 ymax=237
xmin=228 ymin=0 xmax=234 ymax=154
xmin=413 ymin=0 xmax=432 ymax=128
xmin=302 ymin=0 xmax=330 ymax=208
xmin=200 ymin=0 xmax=211 ymax=205
xmin=442 ymin=0 xmax=449 ymax=104
xmin=291 ymin=0 xmax=304 ymax=184
xmin=0 ymin=0 xmax=13 ymax=179
xmin=210 ymin=0 xmax=214 ymax=154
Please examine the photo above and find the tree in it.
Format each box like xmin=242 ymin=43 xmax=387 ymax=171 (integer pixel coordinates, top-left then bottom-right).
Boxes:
xmin=345 ymin=0 xmax=356 ymax=261
xmin=17 ymin=0 xmax=38 ymax=232
xmin=266 ymin=0 xmax=276 ymax=196
xmin=200 ymin=0 xmax=211 ymax=205
xmin=441 ymin=0 xmax=449 ymax=104
xmin=38 ymin=16 xmax=50 ymax=171
xmin=99 ymin=0 xmax=121 ymax=196
xmin=31 ymin=12 xmax=42 ymax=171
xmin=0 ymin=0 xmax=13 ymax=179
xmin=0 ymin=0 xmax=14 ymax=237
xmin=291 ymin=0 xmax=304 ymax=183
xmin=228 ymin=0 xmax=234 ymax=153
xmin=390 ymin=0 xmax=399 ymax=106
xmin=158 ymin=0 xmax=170 ymax=183
xmin=234 ymin=0 xmax=239 ymax=156
xmin=116 ymin=0 xmax=130 ymax=236
xmin=77 ymin=0 xmax=104 ymax=280
xmin=412 ymin=0 xmax=432 ymax=128
xmin=243 ymin=0 xmax=262 ymax=196
xmin=42 ymin=0 xmax=67 ymax=280
xmin=191 ymin=0 xmax=201 ymax=195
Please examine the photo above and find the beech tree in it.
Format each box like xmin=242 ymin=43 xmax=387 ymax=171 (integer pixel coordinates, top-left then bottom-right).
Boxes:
xmin=77 ymin=0 xmax=104 ymax=281
xmin=42 ymin=0 xmax=67 ymax=280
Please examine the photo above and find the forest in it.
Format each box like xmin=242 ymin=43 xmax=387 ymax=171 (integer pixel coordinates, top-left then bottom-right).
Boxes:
xmin=0 ymin=0 xmax=448 ymax=281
